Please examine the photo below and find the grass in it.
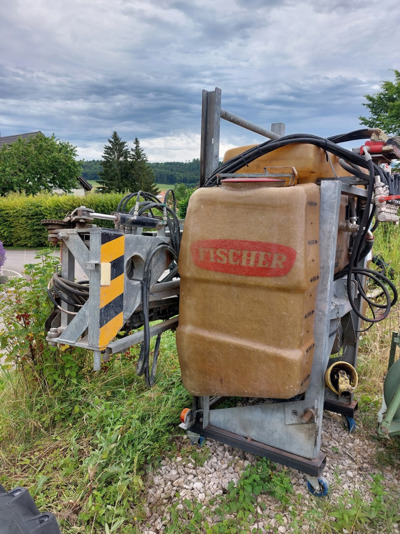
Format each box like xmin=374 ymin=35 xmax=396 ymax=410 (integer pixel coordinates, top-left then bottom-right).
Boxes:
xmin=0 ymin=333 xmax=190 ymax=532
xmin=156 ymin=183 xmax=175 ymax=192
xmin=0 ymin=224 xmax=400 ymax=532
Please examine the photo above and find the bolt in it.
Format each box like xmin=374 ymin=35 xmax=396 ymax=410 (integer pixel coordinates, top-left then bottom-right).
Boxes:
xmin=301 ymin=409 xmax=315 ymax=424
xmin=47 ymin=327 xmax=60 ymax=339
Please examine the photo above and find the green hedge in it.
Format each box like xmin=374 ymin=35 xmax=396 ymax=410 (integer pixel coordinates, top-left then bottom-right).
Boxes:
xmin=0 ymin=192 xmax=129 ymax=247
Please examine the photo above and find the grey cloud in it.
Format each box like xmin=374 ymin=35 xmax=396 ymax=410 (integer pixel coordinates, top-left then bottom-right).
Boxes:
xmin=1 ymin=0 xmax=399 ymax=161
xmin=235 ymin=0 xmax=295 ymax=8
xmin=311 ymin=0 xmax=366 ymax=13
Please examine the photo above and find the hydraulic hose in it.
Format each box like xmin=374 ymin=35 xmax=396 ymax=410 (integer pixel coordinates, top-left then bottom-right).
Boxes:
xmin=136 ymin=243 xmax=178 ymax=386
xmin=48 ymin=273 xmax=89 ymax=313
xmin=204 ymin=131 xmax=387 ymax=188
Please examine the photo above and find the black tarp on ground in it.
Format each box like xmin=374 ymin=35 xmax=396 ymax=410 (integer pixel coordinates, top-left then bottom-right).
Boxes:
xmin=0 ymin=485 xmax=61 ymax=534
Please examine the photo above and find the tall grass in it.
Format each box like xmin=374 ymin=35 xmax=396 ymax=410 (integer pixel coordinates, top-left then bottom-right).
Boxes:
xmin=357 ymin=223 xmax=400 ymax=398
xmin=0 ymin=253 xmax=189 ymax=532
xmin=0 ymin=335 xmax=190 ymax=532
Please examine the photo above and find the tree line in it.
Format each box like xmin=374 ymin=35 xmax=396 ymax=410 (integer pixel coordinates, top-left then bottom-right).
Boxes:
xmin=81 ymin=156 xmax=200 ymax=186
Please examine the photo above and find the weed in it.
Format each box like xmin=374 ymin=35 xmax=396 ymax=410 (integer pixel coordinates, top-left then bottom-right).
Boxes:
xmin=164 ymin=459 xmax=293 ymax=533
xmin=297 ymin=473 xmax=400 ymax=534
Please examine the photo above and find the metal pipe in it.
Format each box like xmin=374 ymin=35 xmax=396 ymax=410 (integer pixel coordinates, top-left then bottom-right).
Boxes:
xmin=220 ymin=109 xmax=280 ymax=140
xmin=93 ymin=350 xmax=102 ymax=371
xmin=91 ymin=212 xmax=118 ymax=221
xmin=107 ymin=316 xmax=179 ymax=355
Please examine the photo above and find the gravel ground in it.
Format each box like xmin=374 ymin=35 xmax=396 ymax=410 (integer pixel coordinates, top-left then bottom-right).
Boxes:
xmin=141 ymin=411 xmax=400 ymax=533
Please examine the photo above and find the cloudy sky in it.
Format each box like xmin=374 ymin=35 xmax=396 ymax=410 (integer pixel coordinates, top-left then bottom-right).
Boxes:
xmin=1 ymin=0 xmax=399 ymax=162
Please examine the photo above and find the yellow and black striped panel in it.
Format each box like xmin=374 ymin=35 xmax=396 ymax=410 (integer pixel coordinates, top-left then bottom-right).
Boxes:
xmin=98 ymin=232 xmax=125 ymax=348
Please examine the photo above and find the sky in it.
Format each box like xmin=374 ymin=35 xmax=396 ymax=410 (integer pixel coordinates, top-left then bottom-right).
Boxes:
xmin=1 ymin=0 xmax=399 ymax=163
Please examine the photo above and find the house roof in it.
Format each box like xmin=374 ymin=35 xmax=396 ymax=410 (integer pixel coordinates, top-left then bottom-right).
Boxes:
xmin=77 ymin=175 xmax=93 ymax=191
xmin=0 ymin=131 xmax=42 ymax=147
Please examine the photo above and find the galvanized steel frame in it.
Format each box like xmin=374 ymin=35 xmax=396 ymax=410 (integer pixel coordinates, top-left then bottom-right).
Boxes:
xmin=47 ymin=226 xmax=177 ymax=370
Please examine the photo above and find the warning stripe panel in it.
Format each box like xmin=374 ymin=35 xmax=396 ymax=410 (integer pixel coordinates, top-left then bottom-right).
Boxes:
xmin=101 ymin=231 xmax=123 ymax=245
xmin=100 ymin=292 xmax=124 ymax=328
xmin=111 ymin=255 xmax=124 ymax=279
xmin=99 ymin=312 xmax=124 ymax=349
xmin=98 ymin=233 xmax=125 ymax=347
xmin=100 ymin=273 xmax=124 ymax=308
xmin=101 ymin=235 xmax=125 ymax=263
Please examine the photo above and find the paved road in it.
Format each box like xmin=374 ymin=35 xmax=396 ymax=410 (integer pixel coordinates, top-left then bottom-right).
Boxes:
xmin=2 ymin=249 xmax=59 ymax=277
xmin=1 ymin=249 xmax=85 ymax=279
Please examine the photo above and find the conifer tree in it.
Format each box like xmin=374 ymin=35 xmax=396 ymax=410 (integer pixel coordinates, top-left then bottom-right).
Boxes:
xmin=98 ymin=133 xmax=158 ymax=194
xmin=129 ymin=138 xmax=159 ymax=195
xmin=98 ymin=132 xmax=131 ymax=192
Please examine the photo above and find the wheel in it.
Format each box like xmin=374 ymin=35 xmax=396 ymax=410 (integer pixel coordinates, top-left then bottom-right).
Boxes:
xmin=180 ymin=408 xmax=191 ymax=423
xmin=187 ymin=430 xmax=204 ymax=446
xmin=307 ymin=477 xmax=329 ymax=497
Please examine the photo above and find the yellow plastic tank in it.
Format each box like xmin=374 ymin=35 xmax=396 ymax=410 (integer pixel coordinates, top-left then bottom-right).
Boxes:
xmin=222 ymin=144 xmax=352 ymax=273
xmin=177 ymin=180 xmax=320 ymax=398
xmin=223 ymin=143 xmax=352 ymax=183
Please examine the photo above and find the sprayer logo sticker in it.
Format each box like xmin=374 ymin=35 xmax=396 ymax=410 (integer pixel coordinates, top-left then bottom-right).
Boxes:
xmin=191 ymin=239 xmax=297 ymax=277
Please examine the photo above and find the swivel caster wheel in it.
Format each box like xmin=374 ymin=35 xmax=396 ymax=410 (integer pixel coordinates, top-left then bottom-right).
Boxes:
xmin=187 ymin=431 xmax=205 ymax=447
xmin=306 ymin=476 xmax=329 ymax=497
xmin=343 ymin=415 xmax=356 ymax=433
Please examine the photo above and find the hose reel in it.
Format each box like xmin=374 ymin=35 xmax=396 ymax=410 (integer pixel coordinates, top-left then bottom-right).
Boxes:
xmin=378 ymin=332 xmax=400 ymax=437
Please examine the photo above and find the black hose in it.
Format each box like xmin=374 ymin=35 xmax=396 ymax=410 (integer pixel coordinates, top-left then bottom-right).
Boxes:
xmin=137 ymin=243 xmax=178 ymax=386
xmin=116 ymin=191 xmax=162 ymax=214
xmin=327 ymin=129 xmax=375 ymax=144
xmin=136 ymin=202 xmax=181 ymax=256
xmin=164 ymin=189 xmax=177 ymax=213
xmin=338 ymin=159 xmax=370 ymax=183
xmin=204 ymin=132 xmax=385 ymax=188
xmin=350 ymin=267 xmax=396 ymax=322
xmin=49 ymin=273 xmax=89 ymax=312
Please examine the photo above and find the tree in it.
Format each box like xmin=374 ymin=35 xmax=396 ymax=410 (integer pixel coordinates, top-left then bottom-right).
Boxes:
xmin=0 ymin=133 xmax=82 ymax=196
xmin=359 ymin=70 xmax=400 ymax=135
xmin=174 ymin=183 xmax=196 ymax=218
xmin=98 ymin=133 xmax=158 ymax=194
xmin=98 ymin=132 xmax=131 ymax=193
xmin=130 ymin=137 xmax=158 ymax=195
